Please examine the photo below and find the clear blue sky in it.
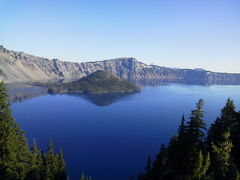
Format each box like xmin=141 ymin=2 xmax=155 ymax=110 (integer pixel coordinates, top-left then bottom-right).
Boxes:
xmin=0 ymin=0 xmax=239 ymax=72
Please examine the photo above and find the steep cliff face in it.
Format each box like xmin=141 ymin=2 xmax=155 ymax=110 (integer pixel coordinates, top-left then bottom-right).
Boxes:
xmin=1 ymin=45 xmax=240 ymax=85
xmin=0 ymin=45 xmax=143 ymax=82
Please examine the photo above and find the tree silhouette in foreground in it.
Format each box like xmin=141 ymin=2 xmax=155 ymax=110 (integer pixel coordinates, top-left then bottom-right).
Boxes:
xmin=0 ymin=82 xmax=67 ymax=180
xmin=137 ymin=99 xmax=240 ymax=180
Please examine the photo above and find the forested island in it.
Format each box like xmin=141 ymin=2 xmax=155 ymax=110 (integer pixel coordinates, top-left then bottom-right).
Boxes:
xmin=34 ymin=70 xmax=141 ymax=94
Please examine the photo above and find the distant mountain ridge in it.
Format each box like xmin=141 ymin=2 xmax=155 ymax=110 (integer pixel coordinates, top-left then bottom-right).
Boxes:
xmin=1 ymin=45 xmax=240 ymax=85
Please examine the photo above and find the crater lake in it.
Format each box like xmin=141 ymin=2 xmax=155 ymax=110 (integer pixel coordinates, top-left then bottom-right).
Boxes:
xmin=10 ymin=84 xmax=240 ymax=180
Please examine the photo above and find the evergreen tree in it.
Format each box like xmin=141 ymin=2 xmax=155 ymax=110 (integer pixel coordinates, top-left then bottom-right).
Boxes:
xmin=167 ymin=135 xmax=182 ymax=174
xmin=0 ymin=82 xmax=67 ymax=179
xmin=41 ymin=150 xmax=48 ymax=179
xmin=80 ymin=173 xmax=85 ymax=180
xmin=145 ymin=156 xmax=152 ymax=173
xmin=136 ymin=173 xmax=144 ymax=180
xmin=151 ymin=144 xmax=168 ymax=179
xmin=0 ymin=82 xmax=31 ymax=179
xmin=188 ymin=99 xmax=206 ymax=145
xmin=178 ymin=114 xmax=186 ymax=136
xmin=208 ymin=99 xmax=236 ymax=145
xmin=144 ymin=156 xmax=153 ymax=179
xmin=212 ymin=131 xmax=239 ymax=179
xmin=46 ymin=140 xmax=58 ymax=180
xmin=190 ymin=150 xmax=210 ymax=180
xmin=137 ymin=99 xmax=240 ymax=180
xmin=55 ymin=149 xmax=67 ymax=180
xmin=154 ymin=144 xmax=168 ymax=171
xmin=230 ymin=107 xmax=240 ymax=169
xmin=207 ymin=99 xmax=239 ymax=172
xmin=186 ymin=99 xmax=207 ymax=178
xmin=234 ymin=110 xmax=240 ymax=168
xmin=25 ymin=139 xmax=44 ymax=180
xmin=171 ymin=115 xmax=188 ymax=176
xmin=220 ymin=99 xmax=236 ymax=126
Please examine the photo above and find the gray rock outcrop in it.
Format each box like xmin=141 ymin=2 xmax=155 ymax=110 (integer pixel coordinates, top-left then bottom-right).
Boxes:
xmin=1 ymin=45 xmax=240 ymax=85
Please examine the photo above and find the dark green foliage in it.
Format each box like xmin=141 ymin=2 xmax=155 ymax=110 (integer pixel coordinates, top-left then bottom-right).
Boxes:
xmin=211 ymin=131 xmax=238 ymax=179
xmin=25 ymin=139 xmax=44 ymax=180
xmin=137 ymin=99 xmax=240 ymax=180
xmin=46 ymin=141 xmax=58 ymax=179
xmin=145 ymin=156 xmax=152 ymax=172
xmin=208 ymin=98 xmax=240 ymax=174
xmin=47 ymin=70 xmax=141 ymax=94
xmin=187 ymin=99 xmax=206 ymax=145
xmin=178 ymin=114 xmax=186 ymax=136
xmin=26 ymin=140 xmax=67 ymax=180
xmin=80 ymin=173 xmax=85 ymax=180
xmin=150 ymin=144 xmax=168 ymax=179
xmin=0 ymin=82 xmax=32 ymax=179
xmin=55 ymin=149 xmax=67 ymax=180
xmin=0 ymin=82 xmax=67 ymax=180
xmin=136 ymin=173 xmax=144 ymax=180
xmin=208 ymin=99 xmax=236 ymax=146
xmin=80 ymin=173 xmax=93 ymax=180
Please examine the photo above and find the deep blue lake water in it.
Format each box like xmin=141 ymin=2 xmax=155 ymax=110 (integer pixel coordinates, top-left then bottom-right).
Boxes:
xmin=10 ymin=84 xmax=240 ymax=180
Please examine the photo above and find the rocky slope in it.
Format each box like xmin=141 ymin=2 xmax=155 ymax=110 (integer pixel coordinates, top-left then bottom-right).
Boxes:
xmin=1 ymin=45 xmax=240 ymax=85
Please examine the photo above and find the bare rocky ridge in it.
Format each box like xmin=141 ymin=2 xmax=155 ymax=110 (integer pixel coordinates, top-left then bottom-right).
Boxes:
xmin=1 ymin=45 xmax=240 ymax=85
